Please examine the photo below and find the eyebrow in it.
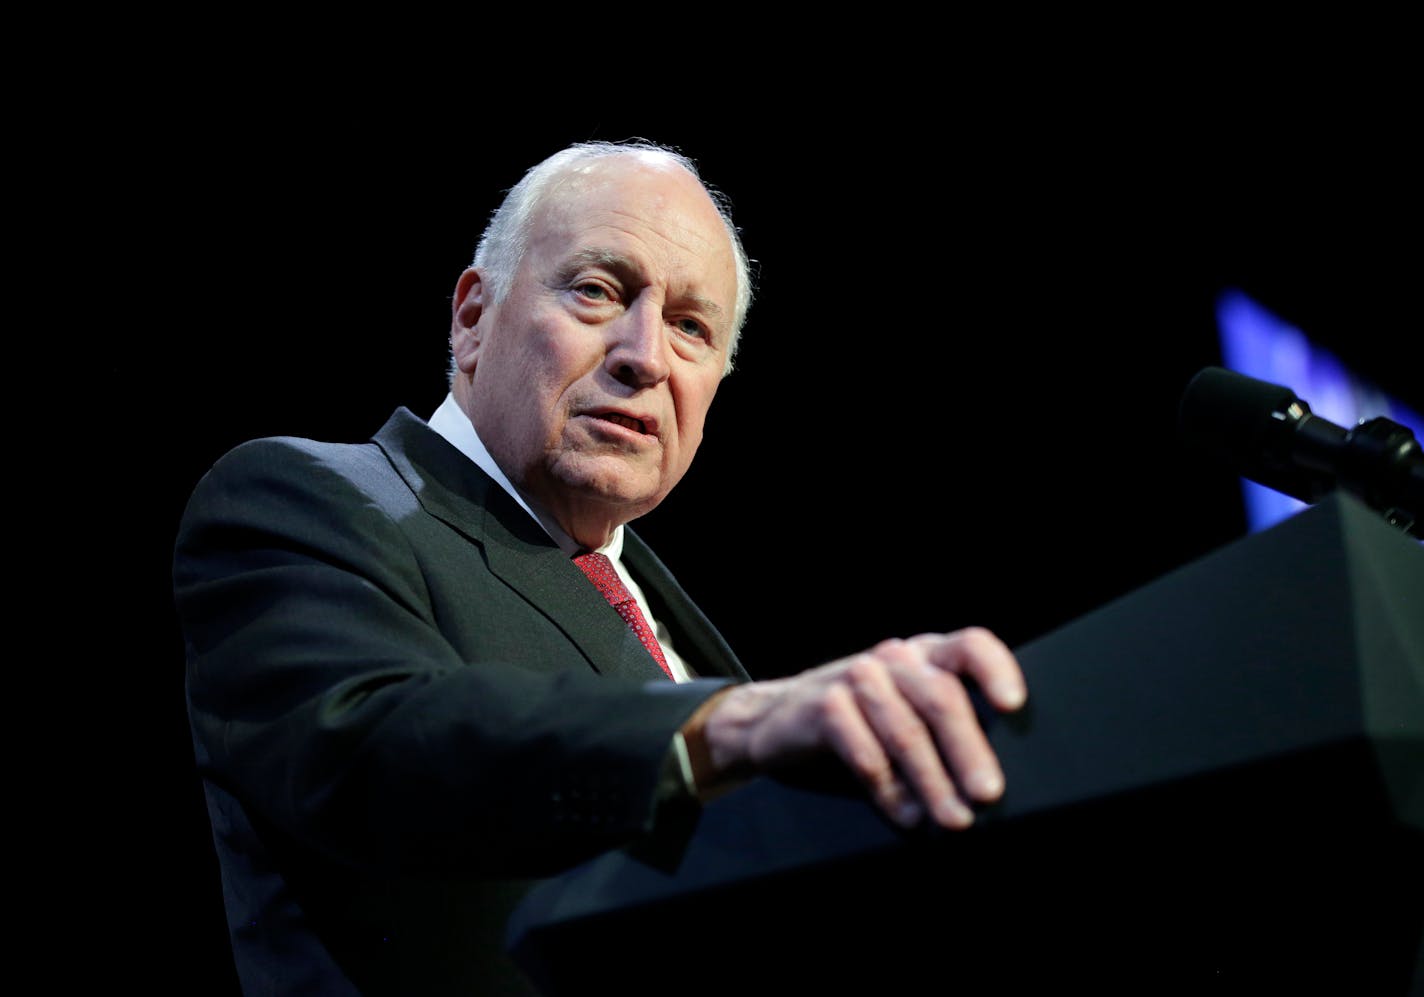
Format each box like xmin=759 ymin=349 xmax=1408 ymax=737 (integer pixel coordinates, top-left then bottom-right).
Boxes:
xmin=560 ymin=247 xmax=726 ymax=321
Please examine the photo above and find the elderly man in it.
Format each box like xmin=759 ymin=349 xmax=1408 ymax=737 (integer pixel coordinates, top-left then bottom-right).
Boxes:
xmin=174 ymin=140 xmax=1027 ymax=995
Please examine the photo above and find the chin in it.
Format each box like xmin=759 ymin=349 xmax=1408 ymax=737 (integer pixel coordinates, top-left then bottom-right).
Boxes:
xmin=553 ymin=458 xmax=666 ymax=516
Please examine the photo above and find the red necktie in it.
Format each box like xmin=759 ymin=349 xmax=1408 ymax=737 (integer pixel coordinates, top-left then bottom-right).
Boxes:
xmin=574 ymin=551 xmax=674 ymax=680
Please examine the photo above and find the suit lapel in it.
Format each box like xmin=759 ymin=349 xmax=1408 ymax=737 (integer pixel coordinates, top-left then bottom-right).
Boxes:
xmin=624 ymin=531 xmax=750 ymax=682
xmin=372 ymin=408 xmax=670 ymax=683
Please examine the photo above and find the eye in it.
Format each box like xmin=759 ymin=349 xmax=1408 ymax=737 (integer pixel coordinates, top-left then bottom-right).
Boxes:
xmin=674 ymin=317 xmax=709 ymax=341
xmin=574 ymin=281 xmax=612 ymax=302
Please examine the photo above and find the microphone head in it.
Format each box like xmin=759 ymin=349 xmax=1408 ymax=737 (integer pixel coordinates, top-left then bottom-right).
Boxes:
xmin=1178 ymin=366 xmax=1337 ymax=503
xmin=1178 ymin=366 xmax=1303 ymax=470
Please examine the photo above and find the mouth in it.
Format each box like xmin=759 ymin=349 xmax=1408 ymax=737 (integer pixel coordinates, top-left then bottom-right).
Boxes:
xmin=586 ymin=409 xmax=658 ymax=437
xmin=601 ymin=413 xmax=646 ymax=433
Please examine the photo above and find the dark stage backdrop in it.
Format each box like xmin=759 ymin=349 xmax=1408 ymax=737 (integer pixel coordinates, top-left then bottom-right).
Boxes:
xmin=109 ymin=101 xmax=1418 ymax=990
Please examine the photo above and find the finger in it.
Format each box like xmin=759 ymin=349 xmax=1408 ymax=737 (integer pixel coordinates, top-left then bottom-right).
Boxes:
xmin=845 ymin=646 xmax=975 ymax=829
xmin=914 ymin=627 xmax=1027 ymax=712
xmin=889 ymin=650 xmax=1006 ymax=805
xmin=817 ymin=678 xmax=928 ymax=828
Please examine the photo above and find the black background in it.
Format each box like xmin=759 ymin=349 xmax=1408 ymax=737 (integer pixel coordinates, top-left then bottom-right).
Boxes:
xmin=98 ymin=74 xmax=1418 ymax=989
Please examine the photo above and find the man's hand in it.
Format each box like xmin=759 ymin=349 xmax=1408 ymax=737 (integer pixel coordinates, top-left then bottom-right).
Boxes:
xmin=681 ymin=627 xmax=1027 ymax=829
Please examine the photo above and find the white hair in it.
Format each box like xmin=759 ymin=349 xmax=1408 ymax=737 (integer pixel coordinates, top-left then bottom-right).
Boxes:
xmin=467 ymin=139 xmax=753 ymax=374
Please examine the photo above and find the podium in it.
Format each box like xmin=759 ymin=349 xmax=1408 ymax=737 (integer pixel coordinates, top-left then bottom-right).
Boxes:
xmin=506 ymin=493 xmax=1423 ymax=993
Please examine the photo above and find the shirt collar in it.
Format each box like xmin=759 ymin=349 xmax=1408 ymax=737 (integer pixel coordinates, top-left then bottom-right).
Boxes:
xmin=428 ymin=392 xmax=624 ymax=559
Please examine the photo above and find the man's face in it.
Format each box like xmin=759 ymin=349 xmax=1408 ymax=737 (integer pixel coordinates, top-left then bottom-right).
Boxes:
xmin=452 ymin=157 xmax=738 ymax=548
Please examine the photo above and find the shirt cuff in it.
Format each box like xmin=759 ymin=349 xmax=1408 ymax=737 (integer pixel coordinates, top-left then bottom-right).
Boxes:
xmin=657 ymin=730 xmax=699 ymax=804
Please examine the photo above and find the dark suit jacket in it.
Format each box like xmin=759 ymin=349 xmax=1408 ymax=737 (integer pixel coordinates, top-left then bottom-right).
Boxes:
xmin=174 ymin=408 xmax=748 ymax=995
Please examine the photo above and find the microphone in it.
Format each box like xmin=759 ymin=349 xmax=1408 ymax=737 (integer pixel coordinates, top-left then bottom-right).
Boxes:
xmin=1178 ymin=366 xmax=1424 ymax=537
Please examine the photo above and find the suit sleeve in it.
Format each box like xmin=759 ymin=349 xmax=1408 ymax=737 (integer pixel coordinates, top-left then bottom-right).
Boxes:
xmin=174 ymin=437 xmax=730 ymax=880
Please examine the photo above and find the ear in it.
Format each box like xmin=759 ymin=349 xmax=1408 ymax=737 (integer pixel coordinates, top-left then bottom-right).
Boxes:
xmin=450 ymin=267 xmax=488 ymax=375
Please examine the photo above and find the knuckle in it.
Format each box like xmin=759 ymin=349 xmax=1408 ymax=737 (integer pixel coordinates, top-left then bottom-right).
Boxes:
xmin=957 ymin=625 xmax=999 ymax=655
xmin=848 ymin=748 xmax=889 ymax=783
xmin=844 ymin=655 xmax=886 ymax=690
xmin=819 ymin=696 xmax=889 ymax=782
xmin=882 ymin=723 xmax=922 ymax=757
xmin=920 ymin=676 xmax=974 ymax=723
xmin=817 ymin=683 xmax=857 ymax=728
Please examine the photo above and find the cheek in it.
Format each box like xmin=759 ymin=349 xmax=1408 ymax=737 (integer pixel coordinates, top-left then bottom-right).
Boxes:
xmin=672 ymin=380 xmax=719 ymax=458
xmin=475 ymin=345 xmax=566 ymax=453
xmin=524 ymin=326 xmax=598 ymax=404
xmin=509 ymin=346 xmax=576 ymax=423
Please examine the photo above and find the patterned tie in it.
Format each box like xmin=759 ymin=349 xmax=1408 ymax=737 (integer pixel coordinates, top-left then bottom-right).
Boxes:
xmin=573 ymin=551 xmax=674 ymax=680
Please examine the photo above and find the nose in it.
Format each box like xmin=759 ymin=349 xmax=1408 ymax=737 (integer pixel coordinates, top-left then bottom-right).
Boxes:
xmin=606 ymin=298 xmax=670 ymax=389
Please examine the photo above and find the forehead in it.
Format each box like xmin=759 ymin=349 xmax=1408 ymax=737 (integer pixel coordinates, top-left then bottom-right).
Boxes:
xmin=526 ymin=160 xmax=738 ymax=313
